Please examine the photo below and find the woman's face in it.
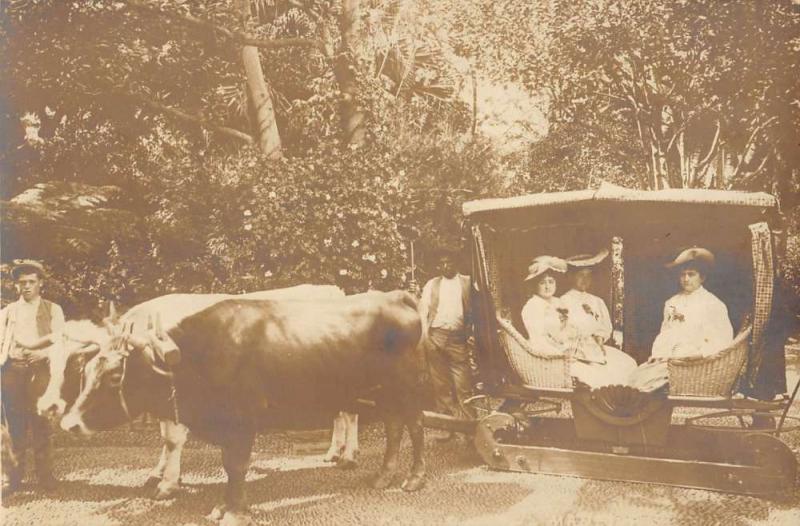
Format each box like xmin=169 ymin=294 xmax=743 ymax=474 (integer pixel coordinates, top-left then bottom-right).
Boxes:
xmin=535 ymin=274 xmax=558 ymax=299
xmin=571 ymin=269 xmax=592 ymax=292
xmin=679 ymin=267 xmax=705 ymax=293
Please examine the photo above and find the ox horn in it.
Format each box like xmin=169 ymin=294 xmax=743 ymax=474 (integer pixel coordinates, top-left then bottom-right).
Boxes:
xmin=109 ymin=300 xmax=118 ymax=322
xmin=155 ymin=312 xmax=165 ymax=340
xmin=142 ymin=345 xmax=173 ymax=377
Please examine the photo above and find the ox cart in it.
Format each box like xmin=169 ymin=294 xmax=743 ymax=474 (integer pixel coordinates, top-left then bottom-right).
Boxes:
xmin=432 ymin=186 xmax=799 ymax=496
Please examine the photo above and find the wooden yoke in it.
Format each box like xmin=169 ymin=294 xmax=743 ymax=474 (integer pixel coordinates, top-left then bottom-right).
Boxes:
xmin=147 ymin=312 xmax=181 ymax=367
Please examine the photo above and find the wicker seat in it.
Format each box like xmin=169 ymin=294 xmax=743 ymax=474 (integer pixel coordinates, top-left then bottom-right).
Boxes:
xmin=668 ymin=324 xmax=751 ymax=398
xmin=496 ymin=316 xmax=573 ymax=390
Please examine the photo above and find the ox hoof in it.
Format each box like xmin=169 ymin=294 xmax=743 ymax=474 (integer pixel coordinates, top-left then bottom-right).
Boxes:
xmin=371 ymin=470 xmax=398 ymax=490
xmin=153 ymin=484 xmax=179 ymax=500
xmin=142 ymin=476 xmax=161 ymax=490
xmin=401 ymin=474 xmax=425 ymax=492
xmin=324 ymin=447 xmax=342 ymax=463
xmin=336 ymin=458 xmax=358 ymax=470
xmin=219 ymin=511 xmax=254 ymax=526
xmin=208 ymin=505 xmax=227 ymax=521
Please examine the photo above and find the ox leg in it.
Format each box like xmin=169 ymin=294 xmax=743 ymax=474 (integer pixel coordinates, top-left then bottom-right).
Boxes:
xmin=337 ymin=412 xmax=359 ymax=469
xmin=211 ymin=433 xmax=254 ymax=525
xmin=145 ymin=444 xmax=168 ymax=491
xmin=401 ymin=411 xmax=426 ymax=492
xmin=324 ymin=412 xmax=346 ymax=463
xmin=372 ymin=415 xmax=403 ymax=490
xmin=153 ymin=421 xmax=187 ymax=500
xmin=36 ymin=343 xmax=68 ymax=417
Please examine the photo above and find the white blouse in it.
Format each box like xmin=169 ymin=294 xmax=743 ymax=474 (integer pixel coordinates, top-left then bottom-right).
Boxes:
xmin=651 ymin=286 xmax=734 ymax=359
xmin=521 ymin=295 xmax=572 ymax=354
xmin=560 ymin=289 xmax=613 ymax=343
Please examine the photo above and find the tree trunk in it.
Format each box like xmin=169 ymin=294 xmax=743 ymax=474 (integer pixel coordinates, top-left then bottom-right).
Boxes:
xmin=334 ymin=0 xmax=366 ymax=147
xmin=242 ymin=45 xmax=282 ymax=158
xmin=238 ymin=0 xmax=281 ymax=158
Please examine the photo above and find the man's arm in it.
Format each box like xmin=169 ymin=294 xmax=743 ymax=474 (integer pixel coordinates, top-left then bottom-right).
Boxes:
xmin=417 ymin=280 xmax=433 ymax=337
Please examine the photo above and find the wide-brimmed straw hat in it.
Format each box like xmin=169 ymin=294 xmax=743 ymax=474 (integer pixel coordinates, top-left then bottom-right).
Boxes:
xmin=565 ymin=249 xmax=609 ymax=270
xmin=524 ymin=255 xmax=568 ymax=282
xmin=11 ymin=259 xmax=46 ymax=280
xmin=665 ymin=247 xmax=715 ymax=269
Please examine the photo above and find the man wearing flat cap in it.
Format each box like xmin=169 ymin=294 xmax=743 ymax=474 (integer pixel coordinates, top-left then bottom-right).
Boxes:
xmin=418 ymin=248 xmax=474 ymax=432
xmin=1 ymin=260 xmax=64 ymax=493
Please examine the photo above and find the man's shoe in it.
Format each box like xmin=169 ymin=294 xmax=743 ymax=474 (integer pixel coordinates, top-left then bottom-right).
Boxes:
xmin=2 ymin=476 xmax=21 ymax=497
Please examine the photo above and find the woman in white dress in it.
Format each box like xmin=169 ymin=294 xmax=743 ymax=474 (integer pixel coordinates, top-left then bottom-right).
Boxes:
xmin=560 ymin=252 xmax=636 ymax=388
xmin=629 ymin=247 xmax=734 ymax=392
xmin=520 ymin=255 xmax=636 ymax=389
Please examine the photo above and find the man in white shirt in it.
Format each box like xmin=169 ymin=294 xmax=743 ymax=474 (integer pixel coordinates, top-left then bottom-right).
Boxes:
xmin=1 ymin=260 xmax=65 ymax=494
xmin=418 ymin=251 xmax=474 ymax=428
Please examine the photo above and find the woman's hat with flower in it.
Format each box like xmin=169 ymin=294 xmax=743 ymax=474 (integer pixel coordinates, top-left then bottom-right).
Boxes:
xmin=524 ymin=255 xmax=568 ymax=281
xmin=665 ymin=247 xmax=715 ymax=268
xmin=565 ymin=249 xmax=609 ymax=270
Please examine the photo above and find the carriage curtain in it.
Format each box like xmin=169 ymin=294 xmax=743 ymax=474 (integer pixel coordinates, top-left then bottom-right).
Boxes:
xmin=745 ymin=222 xmax=774 ymax=389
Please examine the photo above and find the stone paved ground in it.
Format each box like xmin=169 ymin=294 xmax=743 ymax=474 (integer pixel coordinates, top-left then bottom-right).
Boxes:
xmin=2 ymin=356 xmax=799 ymax=526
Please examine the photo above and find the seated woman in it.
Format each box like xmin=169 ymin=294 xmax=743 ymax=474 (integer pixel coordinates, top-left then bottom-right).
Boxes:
xmin=629 ymin=247 xmax=734 ymax=392
xmin=520 ymin=255 xmax=636 ymax=390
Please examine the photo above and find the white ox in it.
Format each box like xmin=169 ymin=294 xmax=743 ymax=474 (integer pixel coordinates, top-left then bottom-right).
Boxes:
xmin=38 ymin=285 xmax=360 ymax=499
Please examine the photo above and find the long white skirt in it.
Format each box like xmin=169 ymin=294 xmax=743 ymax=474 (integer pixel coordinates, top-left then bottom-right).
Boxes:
xmin=570 ymin=346 xmax=638 ymax=390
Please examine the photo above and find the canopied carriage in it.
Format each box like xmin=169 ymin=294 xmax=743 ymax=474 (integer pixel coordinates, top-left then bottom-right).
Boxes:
xmin=451 ymin=185 xmax=798 ymax=496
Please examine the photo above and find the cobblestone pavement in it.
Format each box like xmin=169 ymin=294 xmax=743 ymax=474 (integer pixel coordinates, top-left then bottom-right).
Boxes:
xmin=3 ymin=359 xmax=800 ymax=525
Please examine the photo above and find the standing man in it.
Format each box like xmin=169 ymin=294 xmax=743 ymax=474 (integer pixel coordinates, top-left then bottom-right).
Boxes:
xmin=1 ymin=260 xmax=64 ymax=494
xmin=418 ymin=249 xmax=475 ymax=433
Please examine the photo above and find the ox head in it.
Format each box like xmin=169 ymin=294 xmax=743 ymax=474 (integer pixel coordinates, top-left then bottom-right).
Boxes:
xmin=36 ymin=335 xmax=102 ymax=417
xmin=61 ymin=312 xmax=174 ymax=435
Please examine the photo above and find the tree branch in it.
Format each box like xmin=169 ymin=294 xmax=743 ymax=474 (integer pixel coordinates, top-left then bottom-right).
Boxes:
xmin=731 ymin=116 xmax=778 ymax=180
xmin=135 ymin=95 xmax=254 ymax=144
xmin=694 ymin=119 xmax=720 ymax=174
xmin=124 ymin=0 xmax=325 ymax=53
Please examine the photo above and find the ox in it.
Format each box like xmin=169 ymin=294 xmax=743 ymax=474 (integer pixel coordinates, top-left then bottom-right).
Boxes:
xmin=61 ymin=291 xmax=425 ymax=525
xmin=38 ymin=285 xmax=361 ymax=500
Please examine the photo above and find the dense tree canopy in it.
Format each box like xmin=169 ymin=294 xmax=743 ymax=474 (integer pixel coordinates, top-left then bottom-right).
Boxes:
xmin=2 ymin=0 xmax=798 ymax=314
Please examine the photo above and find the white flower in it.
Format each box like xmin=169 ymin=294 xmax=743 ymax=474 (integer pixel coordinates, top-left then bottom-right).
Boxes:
xmin=243 ymin=209 xmax=252 ymax=217
xmin=339 ymin=269 xmax=348 ymax=276
xmin=268 ymin=191 xmax=277 ymax=199
xmin=351 ymin=240 xmax=360 ymax=248
xmin=324 ymin=238 xmax=332 ymax=247
xmin=380 ymin=269 xmax=388 ymax=279
xmin=399 ymin=243 xmax=407 ymax=250
xmin=264 ymin=270 xmax=273 ymax=278
xmin=244 ymin=224 xmax=252 ymax=231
